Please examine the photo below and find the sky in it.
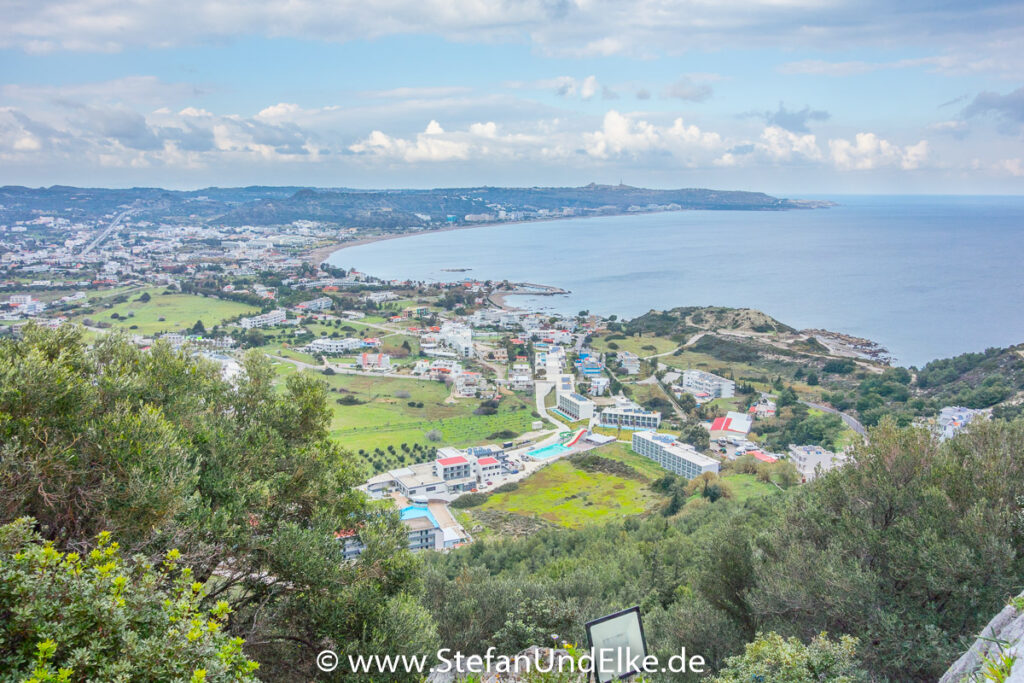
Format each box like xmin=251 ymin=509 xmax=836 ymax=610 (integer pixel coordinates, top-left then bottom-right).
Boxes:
xmin=1 ymin=0 xmax=1023 ymax=194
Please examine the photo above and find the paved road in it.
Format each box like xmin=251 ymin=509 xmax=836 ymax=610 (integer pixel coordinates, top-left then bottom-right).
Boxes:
xmin=801 ymin=400 xmax=868 ymax=438
xmin=533 ymin=380 xmax=564 ymax=431
xmin=81 ymin=209 xmax=133 ymax=256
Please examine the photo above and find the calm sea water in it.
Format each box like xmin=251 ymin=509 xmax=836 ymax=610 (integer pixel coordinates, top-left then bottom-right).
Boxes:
xmin=328 ymin=196 xmax=1024 ymax=367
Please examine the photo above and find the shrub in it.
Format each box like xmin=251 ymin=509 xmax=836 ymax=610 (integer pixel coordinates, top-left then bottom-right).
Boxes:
xmin=450 ymin=493 xmax=489 ymax=508
xmin=0 ymin=519 xmax=259 ymax=682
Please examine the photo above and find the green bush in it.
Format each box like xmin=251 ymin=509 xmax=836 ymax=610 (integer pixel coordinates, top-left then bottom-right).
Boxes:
xmin=0 ymin=519 xmax=259 ymax=682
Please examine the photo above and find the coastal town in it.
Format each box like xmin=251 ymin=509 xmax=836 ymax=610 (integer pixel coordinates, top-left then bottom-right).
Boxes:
xmin=0 ymin=199 xmax=997 ymax=559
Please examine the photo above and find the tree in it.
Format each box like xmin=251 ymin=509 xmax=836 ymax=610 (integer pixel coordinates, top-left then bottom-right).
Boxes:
xmin=192 ymin=319 xmax=206 ymax=335
xmin=0 ymin=518 xmax=259 ymax=682
xmin=0 ymin=325 xmax=437 ymax=680
xmin=712 ymin=632 xmax=868 ymax=682
xmin=777 ymin=386 xmax=799 ymax=408
xmin=679 ymin=421 xmax=710 ymax=450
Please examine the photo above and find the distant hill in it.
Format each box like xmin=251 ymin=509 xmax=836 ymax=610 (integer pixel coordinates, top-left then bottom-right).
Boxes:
xmin=0 ymin=184 xmax=827 ymax=228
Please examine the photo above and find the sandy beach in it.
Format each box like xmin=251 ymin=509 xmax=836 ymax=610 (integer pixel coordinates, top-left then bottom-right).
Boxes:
xmin=305 ymin=220 xmax=519 ymax=266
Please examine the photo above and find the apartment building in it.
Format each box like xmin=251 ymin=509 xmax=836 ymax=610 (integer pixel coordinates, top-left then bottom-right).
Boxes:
xmin=632 ymin=431 xmax=720 ymax=479
xmin=599 ymin=399 xmax=661 ymax=430
xmin=304 ymin=337 xmax=363 ymax=354
xmin=238 ymin=308 xmax=286 ymax=329
xmin=557 ymin=392 xmax=596 ymax=422
xmin=681 ymin=370 xmax=736 ymax=399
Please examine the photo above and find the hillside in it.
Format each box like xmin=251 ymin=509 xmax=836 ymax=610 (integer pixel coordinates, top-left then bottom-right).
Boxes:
xmin=0 ymin=184 xmax=825 ymax=229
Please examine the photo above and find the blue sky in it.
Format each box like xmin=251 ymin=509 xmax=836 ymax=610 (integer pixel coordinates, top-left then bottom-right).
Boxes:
xmin=1 ymin=0 xmax=1022 ymax=193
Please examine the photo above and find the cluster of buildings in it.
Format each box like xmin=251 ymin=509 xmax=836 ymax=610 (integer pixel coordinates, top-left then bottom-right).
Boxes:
xmin=2 ymin=294 xmax=47 ymax=320
xmin=361 ymin=445 xmax=513 ymax=502
xmin=935 ymin=405 xmax=988 ymax=441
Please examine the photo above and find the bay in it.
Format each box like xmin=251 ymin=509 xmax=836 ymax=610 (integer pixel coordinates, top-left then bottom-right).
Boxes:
xmin=328 ymin=195 xmax=1024 ymax=367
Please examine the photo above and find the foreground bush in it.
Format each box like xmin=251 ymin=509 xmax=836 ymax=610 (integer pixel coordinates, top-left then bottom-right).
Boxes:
xmin=0 ymin=518 xmax=259 ymax=682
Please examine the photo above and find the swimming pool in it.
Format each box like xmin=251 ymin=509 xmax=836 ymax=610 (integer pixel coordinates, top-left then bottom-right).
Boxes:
xmin=400 ymin=505 xmax=439 ymax=527
xmin=526 ymin=443 xmax=571 ymax=459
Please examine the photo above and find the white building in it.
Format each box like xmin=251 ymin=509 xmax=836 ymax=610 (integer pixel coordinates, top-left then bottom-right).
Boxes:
xmin=681 ymin=370 xmax=736 ymax=400
xmin=632 ymin=431 xmax=720 ymax=479
xmin=556 ymin=392 xmax=596 ymax=422
xmin=589 ymin=376 xmax=610 ymax=396
xmin=440 ymin=323 xmax=474 ymax=358
xmin=788 ymin=444 xmax=847 ymax=481
xmin=295 ymin=296 xmax=333 ymax=312
xmin=599 ymin=399 xmax=661 ymax=430
xmin=509 ymin=363 xmax=533 ymax=392
xmin=710 ymin=411 xmax=753 ymax=439
xmin=239 ymin=308 xmax=286 ymax=329
xmin=304 ymin=337 xmax=363 ymax=355
xmin=454 ymin=371 xmax=483 ymax=397
xmin=359 ymin=352 xmax=391 ymax=371
xmin=618 ymin=351 xmax=641 ymax=375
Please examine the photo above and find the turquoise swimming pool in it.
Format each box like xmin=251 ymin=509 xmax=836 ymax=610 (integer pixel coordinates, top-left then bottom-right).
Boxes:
xmin=400 ymin=505 xmax=439 ymax=527
xmin=526 ymin=443 xmax=571 ymax=459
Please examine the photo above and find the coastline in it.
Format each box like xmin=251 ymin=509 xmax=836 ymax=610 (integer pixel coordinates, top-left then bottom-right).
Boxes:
xmin=303 ymin=203 xmax=829 ymax=266
xmin=306 ymin=219 xmax=543 ymax=266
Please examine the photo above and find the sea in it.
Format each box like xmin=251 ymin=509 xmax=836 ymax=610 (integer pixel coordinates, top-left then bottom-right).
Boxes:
xmin=327 ymin=195 xmax=1024 ymax=367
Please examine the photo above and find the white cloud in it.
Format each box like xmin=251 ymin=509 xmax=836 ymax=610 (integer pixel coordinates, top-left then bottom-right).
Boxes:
xmin=757 ymin=126 xmax=822 ymax=161
xmin=828 ymin=133 xmax=928 ymax=170
xmin=995 ymin=158 xmax=1023 ymax=176
xmin=583 ymin=110 xmax=723 ymax=160
xmin=349 ymin=121 xmax=473 ymax=162
xmin=580 ymin=76 xmax=599 ymax=100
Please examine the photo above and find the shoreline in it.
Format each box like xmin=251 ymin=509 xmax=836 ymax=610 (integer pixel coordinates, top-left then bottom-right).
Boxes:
xmin=303 ymin=203 xmax=827 ymax=266
xmin=306 ymin=217 xmax=566 ymax=267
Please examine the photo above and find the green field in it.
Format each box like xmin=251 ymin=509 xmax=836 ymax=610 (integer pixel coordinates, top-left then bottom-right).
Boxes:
xmin=298 ymin=372 xmax=539 ymax=465
xmin=474 ymin=456 xmax=666 ymax=529
xmin=74 ymin=289 xmax=260 ymax=336
xmin=714 ymin=472 xmax=778 ymax=502
xmin=591 ymin=333 xmax=679 ymax=358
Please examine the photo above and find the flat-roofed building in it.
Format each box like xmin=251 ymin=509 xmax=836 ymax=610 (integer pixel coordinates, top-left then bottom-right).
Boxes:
xmin=391 ymin=463 xmax=447 ymax=499
xmin=435 ymin=448 xmax=475 ymax=481
xmin=788 ymin=444 xmax=847 ymax=481
xmin=557 ymin=392 xmax=596 ymax=422
xmin=632 ymin=431 xmax=720 ymax=479
xmin=681 ymin=370 xmax=735 ymax=399
xmin=304 ymin=337 xmax=363 ymax=354
xmin=599 ymin=399 xmax=661 ymax=430
xmin=710 ymin=411 xmax=752 ymax=439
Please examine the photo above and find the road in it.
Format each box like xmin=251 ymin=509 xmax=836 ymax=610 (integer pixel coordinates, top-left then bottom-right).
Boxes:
xmin=81 ymin=209 xmax=133 ymax=256
xmin=801 ymin=400 xmax=868 ymax=438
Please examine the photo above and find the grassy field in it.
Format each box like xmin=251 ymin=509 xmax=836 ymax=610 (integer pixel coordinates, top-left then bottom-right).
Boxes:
xmin=314 ymin=372 xmax=537 ymax=463
xmin=74 ymin=289 xmax=260 ymax=336
xmin=590 ymin=333 xmax=679 ymax=358
xmin=717 ymin=473 xmax=777 ymax=502
xmin=473 ymin=454 xmax=666 ymax=529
